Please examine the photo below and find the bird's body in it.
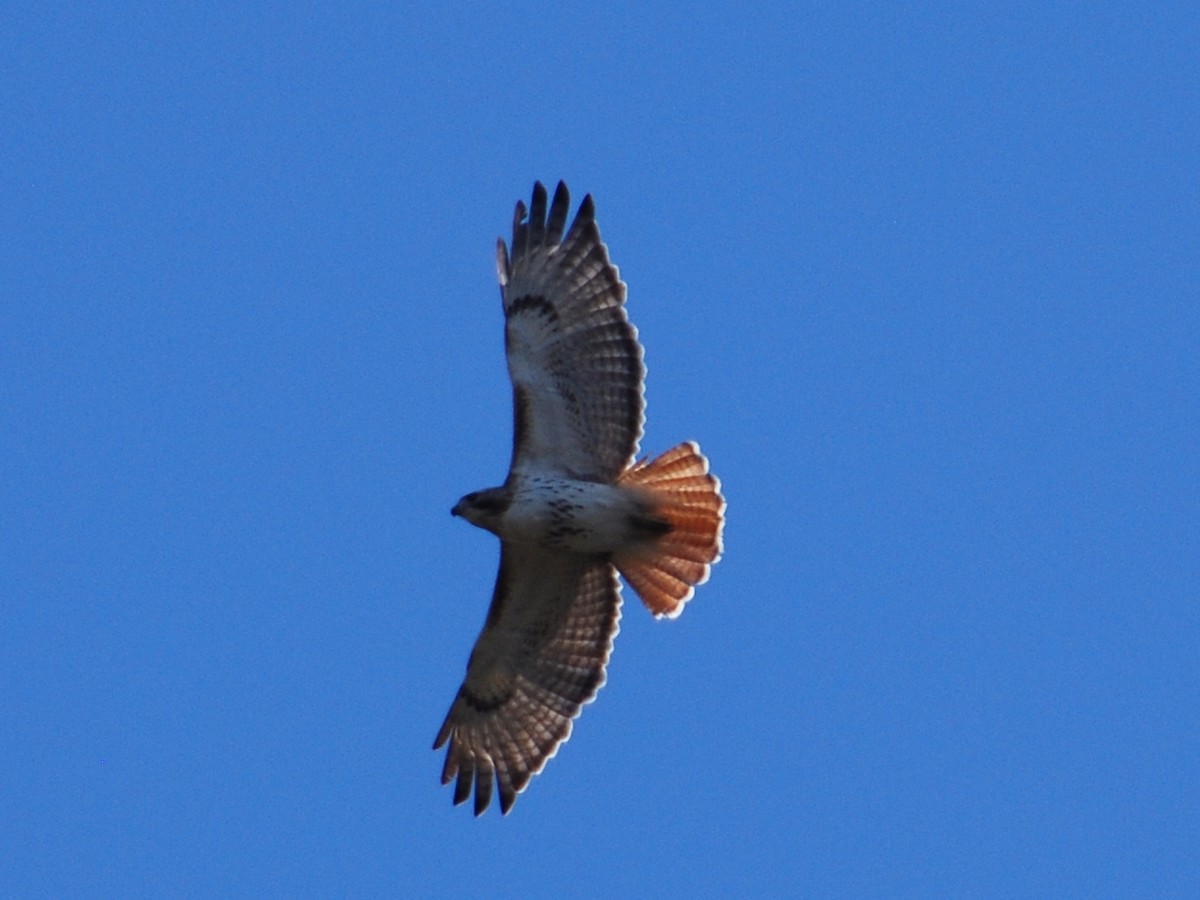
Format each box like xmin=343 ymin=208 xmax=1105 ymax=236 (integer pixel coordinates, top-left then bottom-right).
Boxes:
xmin=455 ymin=476 xmax=667 ymax=553
xmin=435 ymin=182 xmax=725 ymax=815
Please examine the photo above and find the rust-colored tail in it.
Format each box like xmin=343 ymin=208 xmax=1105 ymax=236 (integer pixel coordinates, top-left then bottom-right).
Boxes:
xmin=615 ymin=441 xmax=725 ymax=618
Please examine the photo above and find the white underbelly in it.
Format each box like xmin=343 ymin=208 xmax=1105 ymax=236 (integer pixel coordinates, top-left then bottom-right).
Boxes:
xmin=503 ymin=477 xmax=643 ymax=553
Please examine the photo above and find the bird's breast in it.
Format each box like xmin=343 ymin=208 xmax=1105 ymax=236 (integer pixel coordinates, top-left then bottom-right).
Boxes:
xmin=502 ymin=477 xmax=647 ymax=553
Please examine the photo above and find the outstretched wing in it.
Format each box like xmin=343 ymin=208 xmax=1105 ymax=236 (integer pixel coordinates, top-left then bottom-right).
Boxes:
xmin=433 ymin=544 xmax=622 ymax=815
xmin=497 ymin=181 xmax=645 ymax=482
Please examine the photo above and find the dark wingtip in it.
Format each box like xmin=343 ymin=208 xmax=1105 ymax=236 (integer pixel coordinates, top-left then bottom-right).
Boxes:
xmin=546 ymin=182 xmax=571 ymax=244
xmin=499 ymin=787 xmax=516 ymax=815
xmin=561 ymin=192 xmax=597 ymax=245
xmin=473 ymin=776 xmax=492 ymax=817
xmin=577 ymin=193 xmax=595 ymax=222
xmin=528 ymin=182 xmax=549 ymax=246
xmin=510 ymin=198 xmax=529 ymax=260
xmin=453 ymin=768 xmax=472 ymax=806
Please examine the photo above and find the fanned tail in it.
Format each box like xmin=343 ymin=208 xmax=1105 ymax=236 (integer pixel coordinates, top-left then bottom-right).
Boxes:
xmin=614 ymin=442 xmax=725 ymax=618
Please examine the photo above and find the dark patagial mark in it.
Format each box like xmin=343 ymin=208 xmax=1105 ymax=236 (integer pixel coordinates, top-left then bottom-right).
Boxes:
xmin=511 ymin=386 xmax=533 ymax=463
xmin=460 ymin=684 xmax=512 ymax=715
xmin=508 ymin=294 xmax=558 ymax=322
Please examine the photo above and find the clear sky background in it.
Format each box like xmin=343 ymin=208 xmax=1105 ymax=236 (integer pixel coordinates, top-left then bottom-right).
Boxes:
xmin=3 ymin=4 xmax=1197 ymax=897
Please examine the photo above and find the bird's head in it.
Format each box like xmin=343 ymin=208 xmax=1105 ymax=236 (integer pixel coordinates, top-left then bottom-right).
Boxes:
xmin=451 ymin=487 xmax=509 ymax=533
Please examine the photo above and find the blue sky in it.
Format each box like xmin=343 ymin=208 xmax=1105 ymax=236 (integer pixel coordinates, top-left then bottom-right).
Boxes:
xmin=3 ymin=3 xmax=1197 ymax=896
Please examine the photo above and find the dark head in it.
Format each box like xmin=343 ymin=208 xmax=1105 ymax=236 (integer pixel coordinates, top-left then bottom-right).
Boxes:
xmin=451 ymin=486 xmax=509 ymax=534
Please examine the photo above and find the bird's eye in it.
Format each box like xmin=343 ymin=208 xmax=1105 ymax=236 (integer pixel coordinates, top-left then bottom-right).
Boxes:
xmin=473 ymin=493 xmax=504 ymax=512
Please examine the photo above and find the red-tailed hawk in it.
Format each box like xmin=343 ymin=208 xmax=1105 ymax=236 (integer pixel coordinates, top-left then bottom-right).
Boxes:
xmin=434 ymin=182 xmax=725 ymax=815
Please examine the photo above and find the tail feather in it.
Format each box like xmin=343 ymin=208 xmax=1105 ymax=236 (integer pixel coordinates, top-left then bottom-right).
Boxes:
xmin=615 ymin=442 xmax=725 ymax=619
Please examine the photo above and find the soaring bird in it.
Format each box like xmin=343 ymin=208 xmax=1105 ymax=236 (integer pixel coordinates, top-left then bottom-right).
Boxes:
xmin=434 ymin=182 xmax=725 ymax=815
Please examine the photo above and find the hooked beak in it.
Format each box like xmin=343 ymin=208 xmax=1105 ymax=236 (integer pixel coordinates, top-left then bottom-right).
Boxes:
xmin=451 ymin=500 xmax=465 ymax=517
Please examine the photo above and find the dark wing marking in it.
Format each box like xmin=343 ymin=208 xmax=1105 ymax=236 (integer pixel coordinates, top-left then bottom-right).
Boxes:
xmin=497 ymin=181 xmax=645 ymax=482
xmin=433 ymin=542 xmax=622 ymax=815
